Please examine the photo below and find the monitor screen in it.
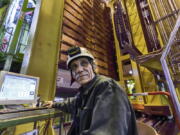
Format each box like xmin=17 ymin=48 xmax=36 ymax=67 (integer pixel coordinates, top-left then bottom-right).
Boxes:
xmin=0 ymin=71 xmax=39 ymax=105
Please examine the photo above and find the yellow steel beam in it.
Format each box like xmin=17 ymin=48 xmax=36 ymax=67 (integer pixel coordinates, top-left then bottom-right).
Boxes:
xmin=25 ymin=0 xmax=64 ymax=101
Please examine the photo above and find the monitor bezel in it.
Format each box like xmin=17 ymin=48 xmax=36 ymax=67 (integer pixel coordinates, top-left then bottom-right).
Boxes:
xmin=0 ymin=71 xmax=39 ymax=105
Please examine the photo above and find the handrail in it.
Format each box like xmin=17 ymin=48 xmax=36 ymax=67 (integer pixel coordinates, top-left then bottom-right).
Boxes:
xmin=160 ymin=14 xmax=180 ymax=113
xmin=128 ymin=91 xmax=175 ymax=120
xmin=128 ymin=91 xmax=170 ymax=97
xmin=160 ymin=14 xmax=180 ymax=129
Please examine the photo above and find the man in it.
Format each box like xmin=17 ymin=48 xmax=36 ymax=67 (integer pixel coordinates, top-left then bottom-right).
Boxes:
xmin=45 ymin=46 xmax=138 ymax=135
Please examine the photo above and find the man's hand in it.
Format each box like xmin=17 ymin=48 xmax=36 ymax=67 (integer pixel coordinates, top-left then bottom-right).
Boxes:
xmin=42 ymin=101 xmax=53 ymax=108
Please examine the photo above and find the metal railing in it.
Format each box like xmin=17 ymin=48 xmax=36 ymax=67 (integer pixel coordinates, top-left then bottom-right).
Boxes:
xmin=160 ymin=14 xmax=180 ymax=128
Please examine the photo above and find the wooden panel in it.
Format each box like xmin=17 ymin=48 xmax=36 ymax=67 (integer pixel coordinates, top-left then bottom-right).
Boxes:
xmin=83 ymin=1 xmax=103 ymax=19
xmin=62 ymin=26 xmax=107 ymax=52
xmin=63 ymin=17 xmax=85 ymax=36
xmin=96 ymin=59 xmax=108 ymax=68
xmin=63 ymin=15 xmax=108 ymax=47
xmin=72 ymin=0 xmax=108 ymax=34
xmin=64 ymin=9 xmax=82 ymax=26
xmin=60 ymin=53 xmax=67 ymax=62
xmin=65 ymin=4 xmax=83 ymax=22
xmin=98 ymin=67 xmax=108 ymax=76
xmin=61 ymin=43 xmax=71 ymax=52
xmin=59 ymin=0 xmax=118 ymax=79
xmin=63 ymin=25 xmax=85 ymax=43
xmin=94 ymin=46 xmax=106 ymax=55
xmin=62 ymin=34 xmax=77 ymax=46
xmin=65 ymin=0 xmax=83 ymax=15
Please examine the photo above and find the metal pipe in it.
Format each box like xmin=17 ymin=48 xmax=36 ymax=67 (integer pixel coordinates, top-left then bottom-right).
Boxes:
xmin=141 ymin=3 xmax=160 ymax=50
xmin=127 ymin=91 xmax=171 ymax=97
xmin=147 ymin=25 xmax=159 ymax=50
xmin=140 ymin=2 xmax=159 ymax=50
xmin=167 ymin=0 xmax=178 ymax=21
xmin=167 ymin=0 xmax=178 ymax=18
xmin=161 ymin=14 xmax=180 ymax=129
xmin=171 ymin=0 xmax=179 ymax=11
xmin=160 ymin=0 xmax=174 ymax=32
xmin=151 ymin=0 xmax=168 ymax=43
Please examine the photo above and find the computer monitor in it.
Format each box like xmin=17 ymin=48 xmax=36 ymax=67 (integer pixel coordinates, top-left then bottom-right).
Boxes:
xmin=0 ymin=71 xmax=39 ymax=105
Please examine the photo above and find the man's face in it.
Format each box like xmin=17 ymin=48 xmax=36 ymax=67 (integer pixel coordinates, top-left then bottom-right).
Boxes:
xmin=70 ymin=57 xmax=95 ymax=85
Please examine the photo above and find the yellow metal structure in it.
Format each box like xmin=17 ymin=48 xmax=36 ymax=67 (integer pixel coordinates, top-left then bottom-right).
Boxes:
xmin=108 ymin=0 xmax=172 ymax=109
xmin=107 ymin=2 xmax=144 ymax=105
xmin=123 ymin=0 xmax=158 ymax=105
xmin=25 ymin=0 xmax=64 ymax=101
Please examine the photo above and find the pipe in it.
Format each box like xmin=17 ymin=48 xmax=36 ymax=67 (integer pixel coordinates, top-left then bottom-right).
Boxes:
xmin=159 ymin=0 xmax=174 ymax=33
xmin=167 ymin=0 xmax=178 ymax=18
xmin=151 ymin=0 xmax=168 ymax=43
xmin=128 ymin=91 xmax=171 ymax=97
xmin=160 ymin=14 xmax=180 ymax=129
xmin=171 ymin=0 xmax=178 ymax=12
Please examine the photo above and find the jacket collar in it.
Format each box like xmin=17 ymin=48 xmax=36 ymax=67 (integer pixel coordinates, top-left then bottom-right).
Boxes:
xmin=79 ymin=75 xmax=99 ymax=96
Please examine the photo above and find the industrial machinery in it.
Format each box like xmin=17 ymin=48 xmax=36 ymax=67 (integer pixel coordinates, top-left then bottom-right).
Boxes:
xmin=0 ymin=0 xmax=179 ymax=135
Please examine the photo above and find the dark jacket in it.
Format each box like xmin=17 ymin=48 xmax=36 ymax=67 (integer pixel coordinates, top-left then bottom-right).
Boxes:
xmin=53 ymin=75 xmax=138 ymax=135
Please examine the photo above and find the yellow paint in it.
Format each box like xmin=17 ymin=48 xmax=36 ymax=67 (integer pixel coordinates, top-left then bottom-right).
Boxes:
xmin=123 ymin=0 xmax=172 ymax=107
xmin=147 ymin=0 xmax=180 ymax=46
xmin=25 ymin=0 xmax=64 ymax=134
xmin=147 ymin=0 xmax=164 ymax=47
xmin=125 ymin=0 xmax=148 ymax=54
xmin=13 ymin=117 xmax=56 ymax=135
xmin=14 ymin=123 xmax=34 ymax=135
xmin=176 ymin=87 xmax=180 ymax=102
xmin=14 ymin=121 xmax=55 ymax=135
xmin=0 ymin=6 xmax=7 ymax=19
xmin=131 ymin=60 xmax=144 ymax=104
xmin=108 ymin=0 xmax=145 ymax=104
xmin=175 ymin=0 xmax=180 ymax=8
xmin=123 ymin=0 xmax=150 ymax=104
xmin=26 ymin=0 xmax=64 ymax=101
